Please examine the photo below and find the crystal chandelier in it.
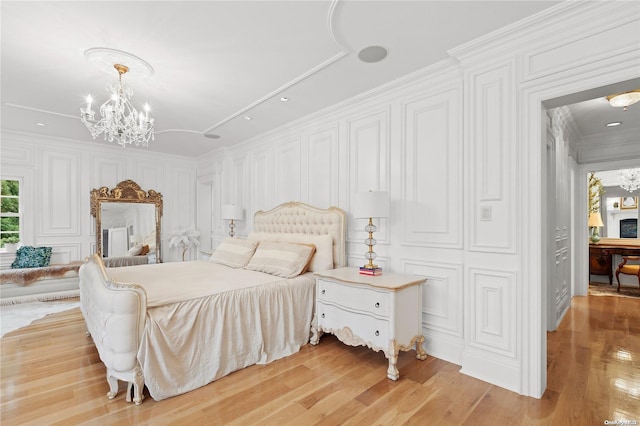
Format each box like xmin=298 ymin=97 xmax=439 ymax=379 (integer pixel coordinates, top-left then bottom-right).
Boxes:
xmin=618 ymin=168 xmax=640 ymax=193
xmin=81 ymin=63 xmax=154 ymax=147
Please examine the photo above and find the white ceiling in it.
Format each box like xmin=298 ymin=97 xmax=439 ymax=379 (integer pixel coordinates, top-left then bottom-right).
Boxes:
xmin=5 ymin=0 xmax=634 ymax=158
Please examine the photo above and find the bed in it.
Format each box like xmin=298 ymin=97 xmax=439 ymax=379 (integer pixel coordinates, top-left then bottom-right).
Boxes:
xmin=79 ymin=202 xmax=346 ymax=404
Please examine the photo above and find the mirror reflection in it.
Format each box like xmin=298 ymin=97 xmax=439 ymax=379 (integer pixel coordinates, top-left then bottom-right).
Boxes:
xmin=91 ymin=180 xmax=163 ymax=265
xmin=101 ymin=203 xmax=156 ymax=258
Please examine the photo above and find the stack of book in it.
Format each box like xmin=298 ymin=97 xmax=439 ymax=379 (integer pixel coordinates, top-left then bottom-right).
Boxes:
xmin=359 ymin=266 xmax=382 ymax=276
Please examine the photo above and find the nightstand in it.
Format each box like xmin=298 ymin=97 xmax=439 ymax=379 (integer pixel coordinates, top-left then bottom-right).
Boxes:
xmin=310 ymin=267 xmax=427 ymax=380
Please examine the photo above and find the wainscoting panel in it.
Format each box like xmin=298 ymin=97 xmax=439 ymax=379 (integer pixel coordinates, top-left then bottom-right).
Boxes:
xmin=401 ymin=87 xmax=462 ymax=248
xmin=346 ymin=109 xmax=390 ymax=244
xmin=40 ymin=150 xmax=79 ymax=236
xmin=402 ymin=260 xmax=463 ymax=338
xmin=467 ymin=60 xmax=516 ymax=253
xmin=467 ymin=268 xmax=516 ymax=357
xmin=48 ymin=244 xmax=81 ymax=265
xmin=307 ymin=126 xmax=339 ymax=209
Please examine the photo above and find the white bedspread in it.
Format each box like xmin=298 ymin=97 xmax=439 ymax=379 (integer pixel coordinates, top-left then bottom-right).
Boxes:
xmin=106 ymin=261 xmax=315 ymax=400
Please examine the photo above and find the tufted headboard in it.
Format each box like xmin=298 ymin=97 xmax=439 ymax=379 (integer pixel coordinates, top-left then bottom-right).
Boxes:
xmin=253 ymin=202 xmax=347 ymax=268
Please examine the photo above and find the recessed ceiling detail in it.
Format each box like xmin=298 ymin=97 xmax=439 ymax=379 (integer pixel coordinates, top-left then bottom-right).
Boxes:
xmin=1 ymin=1 xmax=568 ymax=156
xmin=84 ymin=47 xmax=154 ymax=79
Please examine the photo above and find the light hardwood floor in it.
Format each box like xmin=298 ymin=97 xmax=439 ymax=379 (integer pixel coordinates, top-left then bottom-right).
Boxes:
xmin=1 ymin=294 xmax=639 ymax=425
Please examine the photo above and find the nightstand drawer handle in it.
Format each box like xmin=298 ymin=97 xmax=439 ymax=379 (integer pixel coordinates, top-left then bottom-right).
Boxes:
xmin=321 ymin=313 xmax=325 ymax=318
xmin=321 ymin=289 xmax=326 ymax=295
xmin=375 ymin=302 xmax=380 ymax=308
xmin=375 ymin=330 xmax=380 ymax=336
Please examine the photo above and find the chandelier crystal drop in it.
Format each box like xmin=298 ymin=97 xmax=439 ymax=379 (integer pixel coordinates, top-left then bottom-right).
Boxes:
xmin=81 ymin=64 xmax=154 ymax=147
xmin=618 ymin=168 xmax=640 ymax=193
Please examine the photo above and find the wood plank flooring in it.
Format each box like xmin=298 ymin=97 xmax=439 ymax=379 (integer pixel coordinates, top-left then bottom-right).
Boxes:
xmin=1 ymin=294 xmax=639 ymax=425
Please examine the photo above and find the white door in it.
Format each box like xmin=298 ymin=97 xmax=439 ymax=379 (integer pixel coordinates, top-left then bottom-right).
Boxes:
xmin=108 ymin=227 xmax=128 ymax=257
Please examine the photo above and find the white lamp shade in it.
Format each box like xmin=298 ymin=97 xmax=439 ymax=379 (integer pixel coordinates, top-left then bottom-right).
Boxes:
xmin=588 ymin=212 xmax=604 ymax=227
xmin=352 ymin=191 xmax=389 ymax=219
xmin=221 ymin=204 xmax=244 ymax=221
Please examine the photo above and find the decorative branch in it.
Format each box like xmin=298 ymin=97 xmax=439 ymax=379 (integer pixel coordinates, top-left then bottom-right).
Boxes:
xmin=588 ymin=172 xmax=605 ymax=214
xmin=169 ymin=226 xmax=200 ymax=261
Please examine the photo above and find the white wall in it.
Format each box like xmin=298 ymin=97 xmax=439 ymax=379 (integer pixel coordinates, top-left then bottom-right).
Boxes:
xmin=0 ymin=131 xmax=198 ymax=267
xmin=197 ymin=1 xmax=640 ymax=397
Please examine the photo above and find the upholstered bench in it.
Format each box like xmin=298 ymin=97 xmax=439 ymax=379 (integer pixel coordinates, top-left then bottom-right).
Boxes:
xmin=1 ymin=245 xmax=80 ymax=304
xmin=0 ymin=261 xmax=82 ymax=305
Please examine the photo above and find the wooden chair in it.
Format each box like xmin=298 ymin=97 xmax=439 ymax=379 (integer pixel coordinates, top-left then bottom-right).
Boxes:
xmin=614 ymin=256 xmax=640 ymax=292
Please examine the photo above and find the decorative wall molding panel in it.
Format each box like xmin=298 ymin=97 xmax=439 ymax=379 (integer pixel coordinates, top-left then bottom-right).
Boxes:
xmin=402 ymin=260 xmax=463 ymax=338
xmin=1 ymin=131 xmax=197 ymax=263
xmin=0 ymin=144 xmax=33 ymax=166
xmin=40 ymin=150 xmax=80 ymax=236
xmin=466 ymin=267 xmax=517 ymax=358
xmin=466 ymin=60 xmax=517 ymax=253
xmin=250 ymin=147 xmax=274 ymax=216
xmin=92 ymin=158 xmax=125 ymax=191
xmin=346 ymin=109 xmax=390 ymax=245
xmin=306 ymin=126 xmax=339 ymax=208
xmin=523 ymin=15 xmax=640 ymax=82
xmin=275 ymin=137 xmax=302 ymax=206
xmin=401 ymin=86 xmax=463 ymax=249
xmin=48 ymin=244 xmax=81 ymax=265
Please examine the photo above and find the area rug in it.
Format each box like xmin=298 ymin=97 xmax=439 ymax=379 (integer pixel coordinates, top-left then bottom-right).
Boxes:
xmin=589 ymin=282 xmax=640 ymax=298
xmin=0 ymin=300 xmax=80 ymax=338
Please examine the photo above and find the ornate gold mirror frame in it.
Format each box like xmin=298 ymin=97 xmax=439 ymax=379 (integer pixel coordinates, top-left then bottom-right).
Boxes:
xmin=90 ymin=180 xmax=163 ymax=262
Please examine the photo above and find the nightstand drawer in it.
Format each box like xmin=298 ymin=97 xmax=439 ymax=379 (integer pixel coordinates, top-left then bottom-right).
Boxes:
xmin=317 ymin=302 xmax=390 ymax=351
xmin=317 ymin=279 xmax=389 ymax=317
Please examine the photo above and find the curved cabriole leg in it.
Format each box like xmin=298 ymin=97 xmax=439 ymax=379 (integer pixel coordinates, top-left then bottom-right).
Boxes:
xmin=310 ymin=327 xmax=323 ymax=345
xmin=415 ymin=335 xmax=427 ymax=360
xmin=127 ymin=367 xmax=145 ymax=405
xmin=130 ymin=375 xmax=144 ymax=405
xmin=386 ymin=351 xmax=400 ymax=381
xmin=309 ymin=313 xmax=323 ymax=345
xmin=106 ymin=374 xmax=119 ymax=399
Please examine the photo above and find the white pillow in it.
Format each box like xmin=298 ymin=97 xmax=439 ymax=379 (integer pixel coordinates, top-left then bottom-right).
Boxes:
xmin=244 ymin=241 xmax=315 ymax=278
xmin=209 ymin=237 xmax=258 ymax=268
xmin=127 ymin=245 xmax=142 ymax=256
xmin=247 ymin=232 xmax=333 ymax=272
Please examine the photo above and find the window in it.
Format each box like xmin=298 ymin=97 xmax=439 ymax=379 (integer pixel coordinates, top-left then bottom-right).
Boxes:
xmin=1 ymin=179 xmax=21 ymax=248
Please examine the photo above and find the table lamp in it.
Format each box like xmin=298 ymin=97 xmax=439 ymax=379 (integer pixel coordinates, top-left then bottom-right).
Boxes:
xmin=221 ymin=204 xmax=244 ymax=237
xmin=353 ymin=191 xmax=389 ymax=270
xmin=588 ymin=212 xmax=604 ymax=243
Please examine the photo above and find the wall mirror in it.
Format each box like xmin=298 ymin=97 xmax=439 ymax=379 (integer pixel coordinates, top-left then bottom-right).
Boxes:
xmin=90 ymin=180 xmax=163 ymax=264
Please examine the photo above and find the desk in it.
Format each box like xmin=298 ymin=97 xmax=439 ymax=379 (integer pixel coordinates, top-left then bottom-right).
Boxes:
xmin=589 ymin=243 xmax=640 ymax=285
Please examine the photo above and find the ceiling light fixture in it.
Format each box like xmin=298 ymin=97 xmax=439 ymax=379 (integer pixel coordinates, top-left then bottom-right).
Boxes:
xmin=606 ymin=90 xmax=640 ymax=111
xmin=81 ymin=60 xmax=154 ymax=147
xmin=280 ymin=97 xmax=289 ymax=102
xmin=618 ymin=168 xmax=640 ymax=193
xmin=606 ymin=121 xmax=622 ymax=127
xmin=244 ymin=116 xmax=253 ymax=120
xmin=36 ymin=122 xmax=46 ymax=126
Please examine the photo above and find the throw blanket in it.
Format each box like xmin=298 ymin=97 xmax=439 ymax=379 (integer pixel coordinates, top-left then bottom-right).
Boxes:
xmin=0 ymin=262 xmax=83 ymax=286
